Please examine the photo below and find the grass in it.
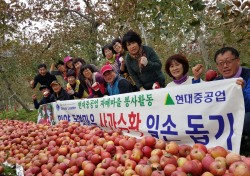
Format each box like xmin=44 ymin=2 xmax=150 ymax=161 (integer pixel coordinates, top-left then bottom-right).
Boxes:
xmin=0 ymin=109 xmax=37 ymax=123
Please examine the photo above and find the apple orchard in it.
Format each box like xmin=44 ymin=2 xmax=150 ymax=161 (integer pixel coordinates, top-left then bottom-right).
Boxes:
xmin=0 ymin=119 xmax=250 ymax=176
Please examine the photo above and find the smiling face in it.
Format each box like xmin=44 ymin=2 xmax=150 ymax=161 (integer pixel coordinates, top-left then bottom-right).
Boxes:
xmin=126 ymin=41 xmax=140 ymax=55
xmin=104 ymin=48 xmax=114 ymax=60
xmin=103 ymin=70 xmax=116 ymax=84
xmin=169 ymin=60 xmax=184 ymax=80
xmin=51 ymin=84 xmax=61 ymax=93
xmin=38 ymin=67 xmax=47 ymax=76
xmin=67 ymin=76 xmax=76 ymax=85
xmin=66 ymin=60 xmax=73 ymax=69
xmin=82 ymin=68 xmax=93 ymax=80
xmin=113 ymin=42 xmax=124 ymax=54
xmin=74 ymin=61 xmax=82 ymax=70
xmin=216 ymin=51 xmax=240 ymax=78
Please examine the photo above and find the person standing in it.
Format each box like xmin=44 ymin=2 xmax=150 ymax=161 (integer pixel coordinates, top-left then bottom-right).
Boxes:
xmin=122 ymin=30 xmax=165 ymax=90
xmin=214 ymin=47 xmax=250 ymax=137
xmin=112 ymin=38 xmax=138 ymax=91
xmin=100 ymin=65 xmax=134 ymax=96
xmin=30 ymin=64 xmax=57 ymax=93
xmin=80 ymin=64 xmax=106 ymax=98
xmin=164 ymin=54 xmax=203 ymax=87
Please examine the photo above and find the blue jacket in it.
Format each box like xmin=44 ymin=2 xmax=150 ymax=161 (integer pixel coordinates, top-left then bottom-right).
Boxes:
xmin=107 ymin=75 xmax=134 ymax=96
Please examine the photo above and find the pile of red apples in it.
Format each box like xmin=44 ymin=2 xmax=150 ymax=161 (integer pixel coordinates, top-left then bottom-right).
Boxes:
xmin=0 ymin=119 xmax=250 ymax=176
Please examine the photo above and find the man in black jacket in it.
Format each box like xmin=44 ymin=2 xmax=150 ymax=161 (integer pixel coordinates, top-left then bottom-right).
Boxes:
xmin=32 ymin=85 xmax=56 ymax=109
xmin=50 ymin=81 xmax=72 ymax=101
xmin=30 ymin=64 xmax=57 ymax=93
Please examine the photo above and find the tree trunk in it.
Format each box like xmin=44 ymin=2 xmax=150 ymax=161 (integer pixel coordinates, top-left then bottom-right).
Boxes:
xmin=0 ymin=73 xmax=32 ymax=112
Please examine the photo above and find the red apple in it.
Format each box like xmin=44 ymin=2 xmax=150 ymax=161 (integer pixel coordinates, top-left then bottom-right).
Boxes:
xmin=226 ymin=152 xmax=242 ymax=166
xmin=202 ymin=154 xmax=215 ymax=171
xmin=165 ymin=141 xmax=179 ymax=155
xmin=190 ymin=148 xmax=206 ymax=161
xmin=193 ymin=143 xmax=208 ymax=153
xmin=229 ymin=161 xmax=250 ymax=176
xmin=178 ymin=144 xmax=192 ymax=157
xmin=209 ymin=146 xmax=228 ymax=158
xmin=160 ymin=153 xmax=177 ymax=168
xmin=209 ymin=161 xmax=227 ymax=176
xmin=155 ymin=139 xmax=166 ymax=150
xmin=142 ymin=146 xmax=152 ymax=158
xmin=163 ymin=163 xmax=176 ymax=176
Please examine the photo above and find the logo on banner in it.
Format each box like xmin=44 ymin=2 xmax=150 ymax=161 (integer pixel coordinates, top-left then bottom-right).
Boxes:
xmin=56 ymin=104 xmax=60 ymax=111
xmin=164 ymin=93 xmax=175 ymax=105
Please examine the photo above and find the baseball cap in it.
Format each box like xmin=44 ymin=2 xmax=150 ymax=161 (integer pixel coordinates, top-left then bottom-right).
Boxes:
xmin=39 ymin=85 xmax=49 ymax=91
xmin=63 ymin=56 xmax=72 ymax=64
xmin=100 ymin=65 xmax=113 ymax=75
xmin=50 ymin=80 xmax=60 ymax=87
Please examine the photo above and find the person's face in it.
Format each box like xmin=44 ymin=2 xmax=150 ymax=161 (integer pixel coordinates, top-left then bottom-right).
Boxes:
xmin=103 ymin=70 xmax=116 ymax=83
xmin=51 ymin=84 xmax=61 ymax=93
xmin=38 ymin=67 xmax=47 ymax=76
xmin=67 ymin=76 xmax=76 ymax=85
xmin=57 ymin=64 xmax=66 ymax=72
xmin=104 ymin=48 xmax=113 ymax=60
xmin=74 ymin=61 xmax=82 ymax=70
xmin=169 ymin=60 xmax=184 ymax=80
xmin=126 ymin=41 xmax=140 ymax=55
xmin=83 ymin=68 xmax=93 ymax=80
xmin=216 ymin=51 xmax=240 ymax=78
xmin=66 ymin=61 xmax=73 ymax=69
xmin=113 ymin=42 xmax=123 ymax=54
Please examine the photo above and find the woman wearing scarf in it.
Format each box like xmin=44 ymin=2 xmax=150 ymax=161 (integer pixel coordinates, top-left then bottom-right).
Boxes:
xmin=80 ymin=64 xmax=106 ymax=98
xmin=102 ymin=43 xmax=120 ymax=74
xmin=165 ymin=54 xmax=203 ymax=87
xmin=122 ymin=30 xmax=165 ymax=90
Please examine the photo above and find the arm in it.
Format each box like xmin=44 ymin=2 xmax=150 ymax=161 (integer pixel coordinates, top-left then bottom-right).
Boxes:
xmin=95 ymin=73 xmax=106 ymax=95
xmin=192 ymin=64 xmax=203 ymax=81
xmin=118 ymin=79 xmax=132 ymax=94
xmin=125 ymin=56 xmax=143 ymax=89
xmin=140 ymin=46 xmax=162 ymax=72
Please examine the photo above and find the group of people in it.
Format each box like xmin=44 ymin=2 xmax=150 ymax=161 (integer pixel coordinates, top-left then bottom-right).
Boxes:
xmin=30 ymin=30 xmax=250 ymax=137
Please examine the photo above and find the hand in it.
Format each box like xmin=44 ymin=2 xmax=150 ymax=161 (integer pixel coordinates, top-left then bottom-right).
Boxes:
xmin=30 ymin=80 xmax=34 ymax=88
xmin=192 ymin=64 xmax=203 ymax=80
xmin=32 ymin=94 xmax=37 ymax=100
xmin=152 ymin=82 xmax=161 ymax=89
xmin=67 ymin=89 xmax=74 ymax=95
xmin=236 ymin=78 xmax=245 ymax=88
xmin=92 ymin=82 xmax=100 ymax=91
xmin=140 ymin=56 xmax=148 ymax=66
xmin=119 ymin=57 xmax=125 ymax=64
xmin=140 ymin=87 xmax=146 ymax=91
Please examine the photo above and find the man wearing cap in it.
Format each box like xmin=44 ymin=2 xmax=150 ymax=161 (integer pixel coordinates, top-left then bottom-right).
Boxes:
xmin=50 ymin=80 xmax=72 ymax=101
xmin=101 ymin=65 xmax=134 ymax=96
xmin=30 ymin=64 xmax=57 ymax=93
xmin=32 ymin=85 xmax=56 ymax=109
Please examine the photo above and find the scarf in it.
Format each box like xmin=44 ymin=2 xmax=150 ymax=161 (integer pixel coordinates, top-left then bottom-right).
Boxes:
xmin=173 ymin=74 xmax=188 ymax=85
xmin=129 ymin=46 xmax=145 ymax=73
